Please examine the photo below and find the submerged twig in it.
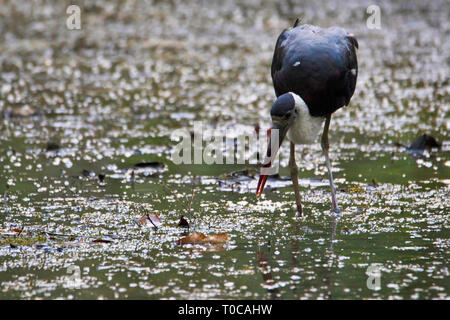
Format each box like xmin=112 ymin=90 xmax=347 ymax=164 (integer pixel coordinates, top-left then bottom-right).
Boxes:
xmin=130 ymin=170 xmax=135 ymax=189
xmin=146 ymin=212 xmax=158 ymax=229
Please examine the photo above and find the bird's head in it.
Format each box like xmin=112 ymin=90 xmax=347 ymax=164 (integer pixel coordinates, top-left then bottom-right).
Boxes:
xmin=256 ymin=92 xmax=301 ymax=196
xmin=270 ymin=92 xmax=298 ymax=138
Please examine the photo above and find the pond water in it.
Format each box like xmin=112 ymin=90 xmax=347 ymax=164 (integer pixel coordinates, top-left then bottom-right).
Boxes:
xmin=0 ymin=0 xmax=448 ymax=299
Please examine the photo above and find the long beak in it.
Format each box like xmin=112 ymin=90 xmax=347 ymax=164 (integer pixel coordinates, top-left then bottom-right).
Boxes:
xmin=256 ymin=123 xmax=288 ymax=196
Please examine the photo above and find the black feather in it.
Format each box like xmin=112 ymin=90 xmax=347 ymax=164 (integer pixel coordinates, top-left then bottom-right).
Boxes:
xmin=271 ymin=24 xmax=358 ymax=117
xmin=270 ymin=93 xmax=295 ymax=118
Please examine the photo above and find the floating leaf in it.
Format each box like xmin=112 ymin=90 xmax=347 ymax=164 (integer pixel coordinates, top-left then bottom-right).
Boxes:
xmin=132 ymin=162 xmax=167 ymax=177
xmin=206 ymin=233 xmax=230 ymax=243
xmin=92 ymin=238 xmax=113 ymax=243
xmin=82 ymin=169 xmax=93 ymax=177
xmin=177 ymin=232 xmax=229 ymax=245
xmin=0 ymin=229 xmax=19 ymax=236
xmin=46 ymin=141 xmax=60 ymax=151
xmin=133 ymin=161 xmax=165 ymax=169
xmin=409 ymin=134 xmax=441 ymax=151
xmin=2 ymin=106 xmax=39 ymax=118
xmin=138 ymin=213 xmax=162 ymax=227
xmin=178 ymin=215 xmax=189 ymax=228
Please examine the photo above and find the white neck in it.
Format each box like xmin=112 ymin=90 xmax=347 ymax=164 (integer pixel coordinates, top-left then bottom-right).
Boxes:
xmin=287 ymin=92 xmax=325 ymax=145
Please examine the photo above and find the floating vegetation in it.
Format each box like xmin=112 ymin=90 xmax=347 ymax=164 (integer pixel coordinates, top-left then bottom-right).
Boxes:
xmin=408 ymin=134 xmax=442 ymax=151
xmin=177 ymin=232 xmax=230 ymax=245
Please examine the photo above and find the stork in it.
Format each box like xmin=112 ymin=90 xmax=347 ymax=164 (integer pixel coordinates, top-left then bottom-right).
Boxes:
xmin=256 ymin=19 xmax=358 ymax=216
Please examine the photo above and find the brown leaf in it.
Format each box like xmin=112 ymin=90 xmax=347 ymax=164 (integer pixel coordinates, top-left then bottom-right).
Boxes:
xmin=138 ymin=214 xmax=148 ymax=225
xmin=177 ymin=232 xmax=229 ymax=245
xmin=138 ymin=213 xmax=162 ymax=227
xmin=92 ymin=238 xmax=112 ymax=243
xmin=178 ymin=215 xmax=189 ymax=228
xmin=207 ymin=233 xmax=230 ymax=243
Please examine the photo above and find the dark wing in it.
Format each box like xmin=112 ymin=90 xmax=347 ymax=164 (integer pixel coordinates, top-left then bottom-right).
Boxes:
xmin=271 ymin=24 xmax=358 ymax=117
